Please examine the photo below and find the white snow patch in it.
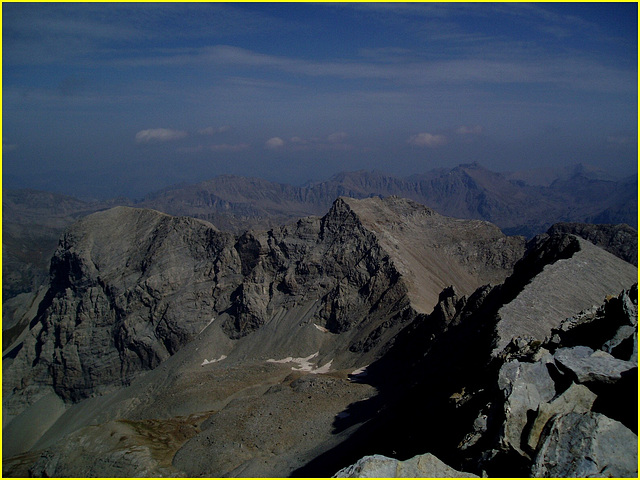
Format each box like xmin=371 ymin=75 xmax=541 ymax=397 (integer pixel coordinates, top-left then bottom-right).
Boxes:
xmin=201 ymin=355 xmax=227 ymax=366
xmin=349 ymin=365 xmax=369 ymax=381
xmin=312 ymin=359 xmax=333 ymax=374
xmin=267 ymin=352 xmax=333 ymax=374
xmin=313 ymin=323 xmax=329 ymax=333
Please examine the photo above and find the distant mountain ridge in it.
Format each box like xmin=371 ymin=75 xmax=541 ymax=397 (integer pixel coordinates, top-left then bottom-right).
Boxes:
xmin=138 ymin=162 xmax=637 ymax=236
xmin=3 ymin=163 xmax=636 ymax=301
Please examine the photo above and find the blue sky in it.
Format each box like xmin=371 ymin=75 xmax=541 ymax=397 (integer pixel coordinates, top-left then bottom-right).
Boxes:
xmin=3 ymin=2 xmax=637 ymax=199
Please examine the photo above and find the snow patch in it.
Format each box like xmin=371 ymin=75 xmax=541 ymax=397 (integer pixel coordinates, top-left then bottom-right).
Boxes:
xmin=201 ymin=355 xmax=227 ymax=366
xmin=267 ymin=352 xmax=333 ymax=374
xmin=313 ymin=323 xmax=329 ymax=333
xmin=349 ymin=365 xmax=369 ymax=381
xmin=312 ymin=359 xmax=333 ymax=374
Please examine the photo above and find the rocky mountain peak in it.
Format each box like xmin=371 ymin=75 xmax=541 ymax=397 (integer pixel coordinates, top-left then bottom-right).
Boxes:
xmin=3 ymin=194 xmax=637 ymax=478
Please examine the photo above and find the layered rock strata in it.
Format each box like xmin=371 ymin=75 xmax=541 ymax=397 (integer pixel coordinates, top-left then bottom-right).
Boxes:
xmin=3 ymin=196 xmax=525 ymax=469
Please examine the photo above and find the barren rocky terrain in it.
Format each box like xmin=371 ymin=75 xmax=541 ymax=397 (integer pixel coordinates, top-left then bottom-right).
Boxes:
xmin=2 ymin=192 xmax=638 ymax=477
xmin=4 ymin=163 xmax=636 ymax=309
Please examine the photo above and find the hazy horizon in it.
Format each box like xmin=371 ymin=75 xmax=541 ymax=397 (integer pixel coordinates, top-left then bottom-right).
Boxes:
xmin=3 ymin=3 xmax=638 ymax=199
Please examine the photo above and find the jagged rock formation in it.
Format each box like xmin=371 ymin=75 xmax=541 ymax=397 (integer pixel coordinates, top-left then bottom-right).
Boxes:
xmin=492 ymin=286 xmax=638 ymax=477
xmin=546 ymin=222 xmax=638 ymax=266
xmin=314 ymin=250 xmax=637 ymax=478
xmin=4 ymin=207 xmax=237 ymax=410
xmin=3 ymin=196 xmax=525 ymax=473
xmin=2 ymin=189 xmax=124 ymax=300
xmin=492 ymin=233 xmax=637 ymax=357
xmin=2 ymin=194 xmax=637 ymax=478
xmin=5 ymin=164 xmax=636 ymax=307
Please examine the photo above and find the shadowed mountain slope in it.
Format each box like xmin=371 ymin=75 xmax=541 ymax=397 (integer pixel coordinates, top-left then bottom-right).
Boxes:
xmin=3 ymin=193 xmax=637 ymax=477
xmin=3 ymin=197 xmax=527 ymax=473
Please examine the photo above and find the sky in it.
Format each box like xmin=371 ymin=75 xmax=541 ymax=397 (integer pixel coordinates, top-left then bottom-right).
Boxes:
xmin=2 ymin=2 xmax=638 ymax=199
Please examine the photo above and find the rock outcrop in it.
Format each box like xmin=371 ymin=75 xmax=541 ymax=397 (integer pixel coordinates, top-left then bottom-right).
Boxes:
xmin=546 ymin=222 xmax=638 ymax=266
xmin=492 ymin=233 xmax=637 ymax=357
xmin=3 ymin=195 xmax=637 ymax=478
xmin=334 ymin=453 xmax=479 ymax=478
xmin=325 ymin=241 xmax=637 ymax=479
xmin=3 ymin=196 xmax=526 ymax=469
xmin=4 ymin=207 xmax=239 ymax=411
xmin=480 ymin=285 xmax=638 ymax=477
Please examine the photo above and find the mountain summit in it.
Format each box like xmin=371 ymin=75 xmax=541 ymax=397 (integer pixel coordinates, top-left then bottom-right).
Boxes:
xmin=3 ymin=195 xmax=637 ymax=477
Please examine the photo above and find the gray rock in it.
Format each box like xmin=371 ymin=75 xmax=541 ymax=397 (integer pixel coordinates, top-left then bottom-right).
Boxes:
xmin=498 ymin=359 xmax=556 ymax=457
xmin=493 ymin=236 xmax=638 ymax=358
xmin=545 ymin=284 xmax=638 ymax=358
xmin=3 ymin=207 xmax=242 ymax=408
xmin=553 ymin=346 xmax=636 ymax=385
xmin=602 ymin=325 xmax=637 ymax=360
xmin=525 ymin=383 xmax=597 ymax=453
xmin=546 ymin=222 xmax=638 ymax=266
xmin=334 ymin=453 xmax=479 ymax=478
xmin=532 ymin=412 xmax=638 ymax=477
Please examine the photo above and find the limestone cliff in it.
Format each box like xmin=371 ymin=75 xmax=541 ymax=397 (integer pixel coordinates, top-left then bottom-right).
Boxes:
xmin=3 ymin=196 xmax=636 ymax=478
xmin=3 ymin=198 xmax=524 ymax=418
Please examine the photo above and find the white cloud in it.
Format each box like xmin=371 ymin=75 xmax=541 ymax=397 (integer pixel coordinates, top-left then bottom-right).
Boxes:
xmin=456 ymin=125 xmax=483 ymax=135
xmin=327 ymin=132 xmax=348 ymax=143
xmin=135 ymin=128 xmax=187 ymax=143
xmin=265 ymin=137 xmax=285 ymax=149
xmin=408 ymin=132 xmax=447 ymax=147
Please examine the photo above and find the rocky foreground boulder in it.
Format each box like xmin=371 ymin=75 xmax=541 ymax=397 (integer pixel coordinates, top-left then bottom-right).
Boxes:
xmin=334 ymin=453 xmax=479 ymax=478
xmin=2 ymin=196 xmax=637 ymax=477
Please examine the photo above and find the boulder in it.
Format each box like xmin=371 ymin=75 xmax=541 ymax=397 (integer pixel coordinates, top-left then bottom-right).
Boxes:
xmin=532 ymin=412 xmax=638 ymax=477
xmin=334 ymin=453 xmax=479 ymax=478
xmin=525 ymin=383 xmax=597 ymax=453
xmin=497 ymin=358 xmax=556 ymax=457
xmin=553 ymin=346 xmax=636 ymax=385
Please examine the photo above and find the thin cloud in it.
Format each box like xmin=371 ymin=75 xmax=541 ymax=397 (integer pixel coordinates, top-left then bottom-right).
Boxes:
xmin=119 ymin=44 xmax=635 ymax=94
xmin=198 ymin=126 xmax=230 ymax=136
xmin=456 ymin=125 xmax=483 ymax=135
xmin=265 ymin=137 xmax=285 ymax=149
xmin=135 ymin=128 xmax=187 ymax=143
xmin=408 ymin=133 xmax=447 ymax=147
xmin=177 ymin=142 xmax=250 ymax=153
xmin=209 ymin=143 xmax=249 ymax=152
xmin=327 ymin=132 xmax=348 ymax=143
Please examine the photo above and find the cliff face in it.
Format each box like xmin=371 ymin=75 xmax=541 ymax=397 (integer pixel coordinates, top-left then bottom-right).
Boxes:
xmin=3 ymin=207 xmax=241 ymax=406
xmin=2 ymin=196 xmax=636 ymax=478
xmin=4 ymin=198 xmax=524 ymax=414
xmin=5 ymin=164 xmax=635 ymax=308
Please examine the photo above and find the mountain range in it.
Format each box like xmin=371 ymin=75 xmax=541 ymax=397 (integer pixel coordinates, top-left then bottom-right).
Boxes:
xmin=2 ymin=188 xmax=638 ymax=477
xmin=3 ymin=162 xmax=636 ymax=304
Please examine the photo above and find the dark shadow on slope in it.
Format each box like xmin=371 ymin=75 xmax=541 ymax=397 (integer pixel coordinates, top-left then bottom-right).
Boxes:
xmin=291 ymin=234 xmax=584 ymax=478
